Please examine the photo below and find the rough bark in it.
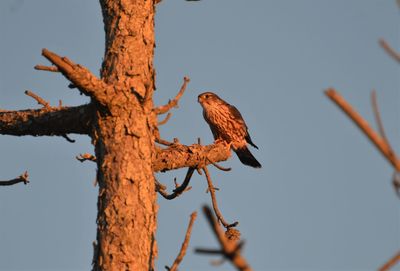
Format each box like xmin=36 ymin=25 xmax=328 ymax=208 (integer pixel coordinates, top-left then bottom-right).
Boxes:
xmin=92 ymin=1 xmax=158 ymax=270
xmin=0 ymin=104 xmax=94 ymax=136
xmin=154 ymin=143 xmax=231 ymax=173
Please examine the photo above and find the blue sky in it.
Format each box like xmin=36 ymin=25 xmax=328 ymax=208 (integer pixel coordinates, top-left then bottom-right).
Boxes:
xmin=0 ymin=1 xmax=399 ymax=270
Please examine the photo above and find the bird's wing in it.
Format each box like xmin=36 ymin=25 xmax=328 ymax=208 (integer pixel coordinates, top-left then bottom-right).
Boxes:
xmin=227 ymin=104 xmax=246 ymax=126
xmin=228 ymin=104 xmax=259 ymax=149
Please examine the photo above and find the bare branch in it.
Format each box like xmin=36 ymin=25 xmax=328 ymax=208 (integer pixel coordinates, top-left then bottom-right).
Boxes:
xmin=34 ymin=64 xmax=59 ymax=72
xmin=41 ymin=48 xmax=111 ymax=105
xmin=207 ymin=158 xmax=232 ymax=172
xmin=325 ymin=89 xmax=400 ymax=170
xmin=156 ymin=167 xmax=195 ymax=200
xmin=0 ymin=104 xmax=94 ymax=137
xmin=155 ymin=137 xmax=174 ymax=146
xmin=378 ymin=250 xmax=400 ymax=271
xmin=194 ymin=248 xmax=223 ymax=255
xmin=153 ymin=142 xmax=231 ymax=173
xmin=371 ymin=90 xmax=392 ymax=149
xmin=195 ymin=206 xmax=252 ymax=271
xmin=166 ymin=211 xmax=197 ymax=271
xmin=25 ymin=90 xmax=51 ymax=109
xmin=76 ymin=153 xmax=97 ymax=163
xmin=0 ymin=171 xmax=29 ymax=186
xmin=379 ymin=38 xmax=400 ymax=63
xmin=202 ymin=167 xmax=238 ymax=229
xmin=392 ymin=171 xmax=400 ymax=198
xmin=62 ymin=134 xmax=76 ymax=143
xmin=158 ymin=112 xmax=172 ymax=126
xmin=154 ymin=76 xmax=190 ymax=115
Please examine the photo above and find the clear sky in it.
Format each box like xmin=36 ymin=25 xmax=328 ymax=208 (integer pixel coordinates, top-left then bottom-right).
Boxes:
xmin=0 ymin=1 xmax=399 ymax=270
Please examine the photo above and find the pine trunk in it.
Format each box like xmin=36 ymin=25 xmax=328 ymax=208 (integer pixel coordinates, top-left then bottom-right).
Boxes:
xmin=93 ymin=1 xmax=158 ymax=270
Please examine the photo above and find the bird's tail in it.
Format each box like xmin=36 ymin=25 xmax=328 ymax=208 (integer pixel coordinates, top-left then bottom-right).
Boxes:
xmin=234 ymin=146 xmax=262 ymax=168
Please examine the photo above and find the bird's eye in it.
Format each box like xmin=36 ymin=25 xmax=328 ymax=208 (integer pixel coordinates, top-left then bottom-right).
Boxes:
xmin=204 ymin=94 xmax=209 ymax=99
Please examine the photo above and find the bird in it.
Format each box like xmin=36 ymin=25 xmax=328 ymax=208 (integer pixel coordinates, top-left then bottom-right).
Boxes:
xmin=198 ymin=92 xmax=261 ymax=168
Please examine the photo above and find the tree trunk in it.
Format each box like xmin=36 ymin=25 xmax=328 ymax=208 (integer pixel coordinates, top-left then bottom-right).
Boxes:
xmin=93 ymin=1 xmax=158 ymax=270
xmin=0 ymin=1 xmax=232 ymax=269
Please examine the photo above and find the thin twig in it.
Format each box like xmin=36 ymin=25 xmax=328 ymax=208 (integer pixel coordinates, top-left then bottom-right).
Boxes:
xmin=158 ymin=112 xmax=172 ymax=126
xmin=207 ymin=158 xmax=232 ymax=172
xmin=154 ymin=76 xmax=190 ymax=115
xmin=195 ymin=206 xmax=252 ymax=271
xmin=155 ymin=137 xmax=174 ymax=146
xmin=62 ymin=134 xmax=76 ymax=143
xmin=379 ymin=38 xmax=400 ymax=63
xmin=378 ymin=250 xmax=400 ymax=271
xmin=156 ymin=167 xmax=195 ymax=200
xmin=392 ymin=171 xmax=400 ymax=198
xmin=325 ymin=89 xmax=400 ymax=170
xmin=371 ymin=90 xmax=392 ymax=148
xmin=25 ymin=90 xmax=51 ymax=109
xmin=166 ymin=212 xmax=197 ymax=271
xmin=194 ymin=248 xmax=223 ymax=255
xmin=34 ymin=64 xmax=59 ymax=72
xmin=0 ymin=171 xmax=29 ymax=186
xmin=371 ymin=89 xmax=400 ymax=197
xmin=76 ymin=153 xmax=97 ymax=163
xmin=202 ymin=167 xmax=238 ymax=228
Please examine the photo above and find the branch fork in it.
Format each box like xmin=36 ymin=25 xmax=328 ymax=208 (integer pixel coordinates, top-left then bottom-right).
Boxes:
xmin=325 ymin=89 xmax=400 ymax=171
xmin=39 ymin=48 xmax=111 ymax=106
xmin=165 ymin=211 xmax=197 ymax=271
xmin=195 ymin=206 xmax=252 ymax=271
xmin=154 ymin=76 xmax=190 ymax=114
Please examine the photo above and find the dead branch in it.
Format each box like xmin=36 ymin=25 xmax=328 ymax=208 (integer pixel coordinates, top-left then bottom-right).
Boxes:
xmin=325 ymin=89 xmax=400 ymax=170
xmin=25 ymin=90 xmax=51 ymax=109
xmin=156 ymin=137 xmax=174 ymax=146
xmin=76 ymin=153 xmax=97 ymax=163
xmin=166 ymin=211 xmax=197 ymax=271
xmin=62 ymin=134 xmax=76 ymax=143
xmin=371 ymin=90 xmax=392 ymax=149
xmin=379 ymin=38 xmax=400 ymax=63
xmin=156 ymin=167 xmax=195 ymax=200
xmin=158 ymin=112 xmax=172 ymax=126
xmin=195 ymin=248 xmax=223 ymax=255
xmin=202 ymin=167 xmax=238 ymax=229
xmin=0 ymin=171 xmax=29 ymax=186
xmin=392 ymin=171 xmax=400 ymax=198
xmin=207 ymin=158 xmax=232 ymax=172
xmin=153 ymin=142 xmax=231 ymax=173
xmin=41 ymin=48 xmax=111 ymax=105
xmin=378 ymin=250 xmax=400 ymax=271
xmin=154 ymin=76 xmax=190 ymax=115
xmin=195 ymin=206 xmax=252 ymax=271
xmin=0 ymin=104 xmax=94 ymax=137
xmin=34 ymin=64 xmax=59 ymax=72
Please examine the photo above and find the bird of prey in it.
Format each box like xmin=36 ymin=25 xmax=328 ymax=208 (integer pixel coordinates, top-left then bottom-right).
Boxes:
xmin=198 ymin=92 xmax=261 ymax=168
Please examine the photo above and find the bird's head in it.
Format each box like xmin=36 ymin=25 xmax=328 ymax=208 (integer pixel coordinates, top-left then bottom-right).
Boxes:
xmin=198 ymin=92 xmax=221 ymax=107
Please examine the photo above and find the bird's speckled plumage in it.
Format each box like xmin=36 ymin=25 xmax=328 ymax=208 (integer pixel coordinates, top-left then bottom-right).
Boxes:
xmin=198 ymin=92 xmax=261 ymax=168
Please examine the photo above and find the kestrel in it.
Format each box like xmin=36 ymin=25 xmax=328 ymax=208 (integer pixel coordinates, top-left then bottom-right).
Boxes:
xmin=198 ymin=92 xmax=261 ymax=168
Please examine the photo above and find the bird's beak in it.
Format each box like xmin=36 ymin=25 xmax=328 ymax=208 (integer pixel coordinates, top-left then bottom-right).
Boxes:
xmin=197 ymin=96 xmax=202 ymax=103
